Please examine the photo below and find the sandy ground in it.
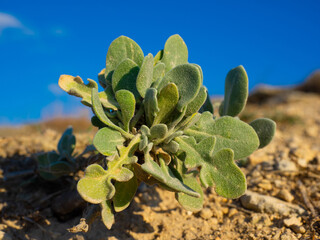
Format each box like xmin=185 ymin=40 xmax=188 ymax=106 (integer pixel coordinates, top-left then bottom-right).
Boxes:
xmin=0 ymin=90 xmax=320 ymax=240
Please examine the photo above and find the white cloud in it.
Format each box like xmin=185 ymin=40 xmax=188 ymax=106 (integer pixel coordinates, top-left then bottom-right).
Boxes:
xmin=0 ymin=12 xmax=34 ymax=35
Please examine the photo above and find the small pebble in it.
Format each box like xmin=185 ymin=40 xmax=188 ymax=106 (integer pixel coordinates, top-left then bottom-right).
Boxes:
xmin=258 ymin=181 xmax=273 ymax=190
xmin=276 ymin=159 xmax=297 ymax=172
xmin=276 ymin=189 xmax=294 ymax=202
xmin=228 ymin=208 xmax=238 ymax=218
xmin=200 ymin=208 xmax=213 ymax=219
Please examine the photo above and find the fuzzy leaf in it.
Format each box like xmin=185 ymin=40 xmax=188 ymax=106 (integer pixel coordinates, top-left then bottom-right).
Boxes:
xmin=93 ymin=127 xmax=125 ymax=156
xmin=162 ymin=140 xmax=179 ymax=154
xmin=58 ymin=75 xmax=118 ymax=110
xmin=77 ymin=135 xmax=140 ymax=204
xmin=49 ymin=161 xmax=73 ymax=176
xmin=174 ymin=157 xmax=204 ymax=212
xmin=92 ymin=88 xmax=133 ymax=139
xmin=185 ymin=86 xmax=207 ymax=116
xmin=250 ymin=118 xmax=276 ymax=148
xmin=136 ymin=54 xmax=154 ymax=98
xmin=161 ymin=64 xmax=201 ymax=111
xmin=141 ymin=154 xmax=200 ymax=198
xmin=112 ymin=58 xmax=140 ymax=99
xmin=113 ymin=175 xmax=138 ymax=212
xmin=37 ymin=152 xmax=72 ymax=181
xmin=161 ymin=34 xmax=188 ymax=72
xmin=176 ymin=136 xmax=246 ymax=198
xmin=57 ymin=126 xmax=75 ymax=157
xmin=143 ymin=88 xmax=159 ymax=125
xmin=184 ymin=112 xmax=259 ymax=159
xmin=98 ymin=68 xmax=107 ymax=88
xmin=105 ymin=36 xmax=144 ymax=83
xmin=199 ymin=90 xmax=214 ymax=114
xmin=153 ymin=83 xmax=179 ymax=125
xmin=150 ymin=124 xmax=168 ymax=140
xmin=153 ymin=62 xmax=165 ymax=83
xmin=100 ymin=200 xmax=115 ymax=229
xmin=191 ymin=64 xmax=203 ymax=85
xmin=154 ymin=49 xmax=163 ymax=65
xmin=115 ymin=90 xmax=136 ymax=132
xmin=221 ymin=65 xmax=248 ymax=116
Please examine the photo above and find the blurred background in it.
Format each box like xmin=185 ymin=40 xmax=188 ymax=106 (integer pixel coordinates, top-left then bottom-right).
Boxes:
xmin=0 ymin=0 xmax=319 ymax=126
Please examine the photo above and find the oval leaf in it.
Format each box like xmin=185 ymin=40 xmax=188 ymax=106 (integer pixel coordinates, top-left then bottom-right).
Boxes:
xmin=112 ymin=58 xmax=140 ymax=98
xmin=93 ymin=127 xmax=125 ymax=156
xmin=250 ymin=118 xmax=276 ymax=148
xmin=161 ymin=64 xmax=201 ymax=111
xmin=162 ymin=34 xmax=188 ymax=72
xmin=136 ymin=53 xmax=154 ymax=98
xmin=143 ymin=88 xmax=159 ymax=125
xmin=222 ymin=65 xmax=248 ymax=117
xmin=113 ymin=175 xmax=138 ymax=212
xmin=153 ymin=83 xmax=179 ymax=125
xmin=115 ymin=90 xmax=136 ymax=132
xmin=185 ymin=86 xmax=207 ymax=116
xmin=105 ymin=36 xmax=144 ymax=83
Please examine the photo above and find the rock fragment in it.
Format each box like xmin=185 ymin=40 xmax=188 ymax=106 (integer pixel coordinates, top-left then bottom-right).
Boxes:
xmin=240 ymin=191 xmax=305 ymax=216
xmin=276 ymin=159 xmax=297 ymax=172
xmin=276 ymin=189 xmax=294 ymax=202
xmin=200 ymin=208 xmax=213 ymax=219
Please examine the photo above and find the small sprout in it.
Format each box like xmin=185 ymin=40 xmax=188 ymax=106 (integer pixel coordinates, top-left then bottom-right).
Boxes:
xmin=36 ymin=127 xmax=95 ymax=181
xmin=59 ymin=34 xmax=276 ymax=229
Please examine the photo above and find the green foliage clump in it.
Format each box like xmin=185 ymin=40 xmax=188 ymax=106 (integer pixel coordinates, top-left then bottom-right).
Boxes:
xmin=59 ymin=35 xmax=276 ymax=229
xmin=36 ymin=127 xmax=94 ymax=181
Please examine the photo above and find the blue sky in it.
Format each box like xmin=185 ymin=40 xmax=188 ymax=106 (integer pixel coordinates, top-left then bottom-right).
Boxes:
xmin=1 ymin=0 xmax=320 ymax=125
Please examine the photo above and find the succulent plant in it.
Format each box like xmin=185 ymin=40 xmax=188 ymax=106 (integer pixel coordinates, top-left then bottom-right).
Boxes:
xmin=59 ymin=34 xmax=276 ymax=229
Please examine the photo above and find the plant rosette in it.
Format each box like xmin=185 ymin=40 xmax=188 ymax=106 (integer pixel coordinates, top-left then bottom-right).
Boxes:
xmin=59 ymin=34 xmax=276 ymax=229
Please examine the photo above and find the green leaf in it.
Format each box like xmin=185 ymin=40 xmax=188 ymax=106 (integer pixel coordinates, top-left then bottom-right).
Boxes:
xmin=199 ymin=89 xmax=214 ymax=114
xmin=57 ymin=126 xmax=75 ymax=157
xmin=77 ymin=135 xmax=140 ymax=204
xmin=162 ymin=140 xmax=179 ymax=154
xmin=93 ymin=127 xmax=125 ymax=156
xmin=161 ymin=64 xmax=201 ymax=111
xmin=161 ymin=34 xmax=188 ymax=72
xmin=191 ymin=64 xmax=203 ymax=85
xmin=58 ymin=75 xmax=118 ymax=110
xmin=141 ymin=153 xmax=200 ymax=198
xmin=221 ymin=65 xmax=248 ymax=116
xmin=92 ymin=88 xmax=134 ymax=139
xmin=185 ymin=86 xmax=207 ymax=116
xmin=143 ymin=88 xmax=159 ymax=125
xmin=136 ymin=53 xmax=154 ymax=98
xmin=115 ymin=90 xmax=136 ymax=132
xmin=153 ymin=62 xmax=165 ymax=83
xmin=112 ymin=58 xmax=140 ymax=99
xmin=250 ymin=118 xmax=276 ymax=148
xmin=100 ymin=200 xmax=115 ymax=229
xmin=113 ymin=175 xmax=138 ymax=212
xmin=105 ymin=36 xmax=144 ymax=84
xmin=154 ymin=49 xmax=163 ymax=65
xmin=150 ymin=124 xmax=168 ymax=140
xmin=153 ymin=83 xmax=179 ymax=125
xmin=174 ymin=157 xmax=204 ymax=212
xmin=176 ymin=136 xmax=246 ymax=198
xmin=184 ymin=112 xmax=259 ymax=159
xmin=49 ymin=161 xmax=73 ymax=176
xmin=98 ymin=68 xmax=107 ymax=88
xmin=37 ymin=151 xmax=74 ymax=179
